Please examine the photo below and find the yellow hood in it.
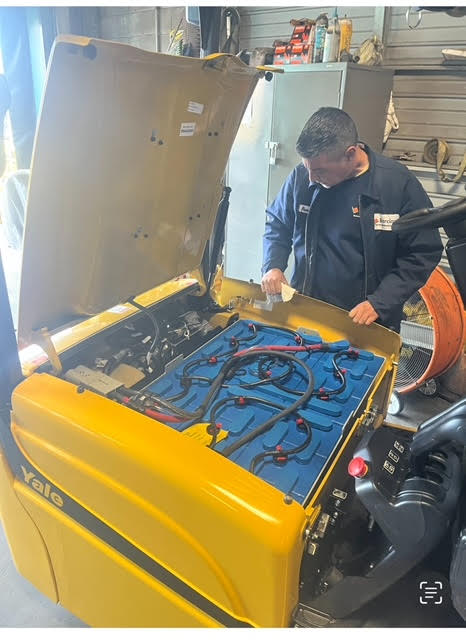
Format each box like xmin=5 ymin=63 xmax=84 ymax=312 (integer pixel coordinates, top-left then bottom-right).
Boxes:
xmin=18 ymin=35 xmax=261 ymax=343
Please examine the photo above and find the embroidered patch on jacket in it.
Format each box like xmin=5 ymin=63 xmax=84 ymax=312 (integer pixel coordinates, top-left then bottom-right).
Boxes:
xmin=298 ymin=204 xmax=310 ymax=214
xmin=374 ymin=213 xmax=400 ymax=231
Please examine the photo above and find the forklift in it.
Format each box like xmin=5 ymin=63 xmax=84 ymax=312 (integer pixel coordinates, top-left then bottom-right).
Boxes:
xmin=0 ymin=35 xmax=465 ymax=627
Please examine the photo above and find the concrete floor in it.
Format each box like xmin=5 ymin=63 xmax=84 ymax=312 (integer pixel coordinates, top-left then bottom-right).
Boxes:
xmin=0 ymin=228 xmax=464 ymax=627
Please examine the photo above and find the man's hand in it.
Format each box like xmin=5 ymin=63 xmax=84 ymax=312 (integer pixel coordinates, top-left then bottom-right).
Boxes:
xmin=349 ymin=301 xmax=379 ymax=325
xmin=261 ymin=268 xmax=289 ymax=295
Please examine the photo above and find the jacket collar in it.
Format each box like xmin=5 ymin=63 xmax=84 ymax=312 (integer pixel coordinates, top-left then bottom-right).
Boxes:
xmin=357 ymin=143 xmax=381 ymax=202
xmin=307 ymin=143 xmax=381 ymax=202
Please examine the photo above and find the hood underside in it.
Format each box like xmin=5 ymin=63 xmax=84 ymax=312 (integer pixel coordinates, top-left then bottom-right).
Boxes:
xmin=18 ymin=35 xmax=261 ymax=344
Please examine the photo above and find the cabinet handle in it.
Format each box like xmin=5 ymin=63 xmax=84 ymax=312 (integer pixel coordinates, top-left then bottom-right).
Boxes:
xmin=266 ymin=141 xmax=279 ymax=165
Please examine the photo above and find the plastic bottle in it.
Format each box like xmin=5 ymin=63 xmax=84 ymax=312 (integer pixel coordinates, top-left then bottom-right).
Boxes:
xmin=323 ymin=9 xmax=340 ymax=63
xmin=313 ymin=13 xmax=328 ymax=63
xmin=338 ymin=16 xmax=353 ymax=60
xmin=308 ymin=23 xmax=316 ymax=61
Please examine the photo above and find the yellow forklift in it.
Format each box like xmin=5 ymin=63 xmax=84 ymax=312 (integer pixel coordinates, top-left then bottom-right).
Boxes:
xmin=0 ymin=36 xmax=464 ymax=627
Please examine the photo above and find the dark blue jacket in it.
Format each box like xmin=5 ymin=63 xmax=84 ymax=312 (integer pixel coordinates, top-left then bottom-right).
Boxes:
xmin=262 ymin=145 xmax=444 ymax=330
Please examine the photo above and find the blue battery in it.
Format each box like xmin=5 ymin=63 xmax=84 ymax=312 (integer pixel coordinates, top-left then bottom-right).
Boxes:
xmin=146 ymin=319 xmax=385 ymax=504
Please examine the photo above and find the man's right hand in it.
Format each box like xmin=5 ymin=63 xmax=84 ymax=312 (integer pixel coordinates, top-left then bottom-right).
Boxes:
xmin=261 ymin=268 xmax=289 ymax=295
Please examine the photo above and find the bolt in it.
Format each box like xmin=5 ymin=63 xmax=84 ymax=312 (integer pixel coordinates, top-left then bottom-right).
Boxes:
xmin=284 ymin=495 xmax=293 ymax=505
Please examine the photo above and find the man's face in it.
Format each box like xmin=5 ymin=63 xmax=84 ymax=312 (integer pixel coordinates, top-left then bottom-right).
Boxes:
xmin=302 ymin=147 xmax=356 ymax=188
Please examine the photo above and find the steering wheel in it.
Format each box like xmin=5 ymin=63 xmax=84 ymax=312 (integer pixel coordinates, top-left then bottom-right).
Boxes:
xmin=392 ymin=196 xmax=466 ymax=233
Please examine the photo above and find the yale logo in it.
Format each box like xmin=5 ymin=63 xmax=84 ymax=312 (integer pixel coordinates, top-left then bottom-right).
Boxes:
xmin=21 ymin=466 xmax=64 ymax=508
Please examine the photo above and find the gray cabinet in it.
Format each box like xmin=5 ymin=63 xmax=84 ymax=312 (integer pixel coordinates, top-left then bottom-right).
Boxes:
xmin=225 ymin=62 xmax=393 ymax=284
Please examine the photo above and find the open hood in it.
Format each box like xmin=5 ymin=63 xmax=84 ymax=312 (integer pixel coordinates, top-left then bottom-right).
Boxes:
xmin=18 ymin=36 xmax=261 ymax=344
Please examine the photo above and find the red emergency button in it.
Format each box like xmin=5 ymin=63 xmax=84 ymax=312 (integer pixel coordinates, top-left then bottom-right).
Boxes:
xmin=348 ymin=457 xmax=369 ymax=478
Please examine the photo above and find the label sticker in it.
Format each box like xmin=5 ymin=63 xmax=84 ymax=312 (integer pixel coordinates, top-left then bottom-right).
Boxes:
xmin=180 ymin=122 xmax=196 ymax=137
xmin=108 ymin=304 xmax=129 ymax=314
xmin=298 ymin=204 xmax=310 ymax=214
xmin=187 ymin=101 xmax=204 ymax=115
xmin=374 ymin=213 xmax=399 ymax=231
xmin=183 ymin=423 xmax=228 ymax=445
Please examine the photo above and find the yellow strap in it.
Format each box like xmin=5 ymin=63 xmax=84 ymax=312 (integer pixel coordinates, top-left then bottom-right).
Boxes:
xmin=423 ymin=138 xmax=466 ymax=184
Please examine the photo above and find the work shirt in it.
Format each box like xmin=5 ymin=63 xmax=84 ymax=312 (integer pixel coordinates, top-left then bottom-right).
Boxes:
xmin=310 ymin=171 xmax=370 ymax=311
xmin=262 ymin=144 xmax=443 ymax=330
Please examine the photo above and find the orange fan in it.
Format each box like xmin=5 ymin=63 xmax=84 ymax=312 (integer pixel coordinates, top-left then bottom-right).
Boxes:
xmin=390 ymin=267 xmax=465 ymax=413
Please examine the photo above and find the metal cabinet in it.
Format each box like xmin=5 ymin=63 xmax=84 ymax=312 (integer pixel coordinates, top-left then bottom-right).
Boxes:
xmin=225 ymin=63 xmax=393 ymax=284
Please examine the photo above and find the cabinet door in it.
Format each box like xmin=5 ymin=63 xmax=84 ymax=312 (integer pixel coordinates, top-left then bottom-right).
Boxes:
xmin=267 ymin=70 xmax=342 ymax=204
xmin=225 ymin=78 xmax=274 ymax=284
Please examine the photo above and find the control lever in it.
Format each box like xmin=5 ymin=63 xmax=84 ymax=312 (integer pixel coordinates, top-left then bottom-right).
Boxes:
xmin=307 ymin=426 xmax=462 ymax=619
xmin=410 ymin=397 xmax=466 ymax=458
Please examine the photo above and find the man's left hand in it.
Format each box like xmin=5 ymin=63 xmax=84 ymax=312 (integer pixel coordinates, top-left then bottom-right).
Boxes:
xmin=349 ymin=301 xmax=379 ymax=325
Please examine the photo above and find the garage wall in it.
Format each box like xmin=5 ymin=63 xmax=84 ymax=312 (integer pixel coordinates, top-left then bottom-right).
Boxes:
xmin=98 ymin=6 xmax=184 ymax=53
xmin=238 ymin=5 xmax=375 ymax=52
xmin=382 ymin=7 xmax=466 ymax=271
xmin=57 ymin=6 xmax=184 ymax=53
xmin=385 ymin=6 xmax=466 ymax=66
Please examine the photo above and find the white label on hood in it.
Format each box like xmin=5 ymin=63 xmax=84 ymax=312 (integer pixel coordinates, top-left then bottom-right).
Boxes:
xmin=187 ymin=101 xmax=204 ymax=115
xmin=180 ymin=122 xmax=196 ymax=137
xmin=108 ymin=304 xmax=129 ymax=314
xmin=374 ymin=213 xmax=399 ymax=231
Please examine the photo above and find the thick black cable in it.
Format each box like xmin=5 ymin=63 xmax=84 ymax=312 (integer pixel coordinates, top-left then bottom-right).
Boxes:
xmin=249 ymin=417 xmax=312 ymax=474
xmin=127 ymin=297 xmax=160 ymax=367
xmin=220 ymin=351 xmax=315 ymax=458
xmin=207 ymin=396 xmax=289 ymax=449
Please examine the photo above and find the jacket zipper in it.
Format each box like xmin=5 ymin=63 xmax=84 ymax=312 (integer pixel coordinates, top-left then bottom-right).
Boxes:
xmin=359 ymin=194 xmax=369 ymax=299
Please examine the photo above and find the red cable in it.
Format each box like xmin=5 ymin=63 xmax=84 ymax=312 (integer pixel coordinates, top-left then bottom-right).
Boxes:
xmin=144 ymin=408 xmax=185 ymax=423
xmin=121 ymin=396 xmax=184 ymax=423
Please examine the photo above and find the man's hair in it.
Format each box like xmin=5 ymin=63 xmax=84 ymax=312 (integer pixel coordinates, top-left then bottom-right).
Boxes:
xmin=296 ymin=107 xmax=358 ymax=159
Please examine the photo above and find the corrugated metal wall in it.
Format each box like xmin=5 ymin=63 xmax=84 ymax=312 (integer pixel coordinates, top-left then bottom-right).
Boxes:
xmin=100 ymin=7 xmax=185 ymax=53
xmin=65 ymin=6 xmax=185 ymax=53
xmin=238 ymin=5 xmax=375 ymax=52
xmin=385 ymin=7 xmax=466 ymax=65
xmin=98 ymin=6 xmax=184 ymax=53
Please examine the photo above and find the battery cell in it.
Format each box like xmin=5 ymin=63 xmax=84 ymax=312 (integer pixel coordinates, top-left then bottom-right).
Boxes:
xmin=146 ymin=320 xmax=385 ymax=504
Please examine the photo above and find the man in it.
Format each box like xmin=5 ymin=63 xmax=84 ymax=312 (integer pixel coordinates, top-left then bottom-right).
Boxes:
xmin=261 ymin=107 xmax=443 ymax=331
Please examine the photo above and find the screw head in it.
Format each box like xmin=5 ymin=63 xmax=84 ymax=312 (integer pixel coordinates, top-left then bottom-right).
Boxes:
xmin=284 ymin=495 xmax=293 ymax=505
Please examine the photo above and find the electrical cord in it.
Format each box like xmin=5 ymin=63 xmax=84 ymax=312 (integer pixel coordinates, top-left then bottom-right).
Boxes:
xmin=239 ymin=355 xmax=294 ymax=389
xmin=248 ymin=321 xmax=304 ymax=345
xmin=127 ymin=297 xmax=160 ymax=368
xmin=220 ymin=351 xmax=315 ymax=458
xmin=249 ymin=416 xmax=312 ymax=474
xmin=207 ymin=394 xmax=288 ymax=448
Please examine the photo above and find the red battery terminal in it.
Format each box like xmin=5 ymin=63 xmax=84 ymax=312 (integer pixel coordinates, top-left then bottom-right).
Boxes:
xmin=274 ymin=445 xmax=288 ymax=463
xmin=208 ymin=356 xmax=218 ymax=364
xmin=319 ymin=387 xmax=330 ymax=401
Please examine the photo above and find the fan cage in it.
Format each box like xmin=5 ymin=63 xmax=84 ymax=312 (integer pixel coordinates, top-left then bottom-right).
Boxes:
xmin=395 ymin=291 xmax=434 ymax=391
